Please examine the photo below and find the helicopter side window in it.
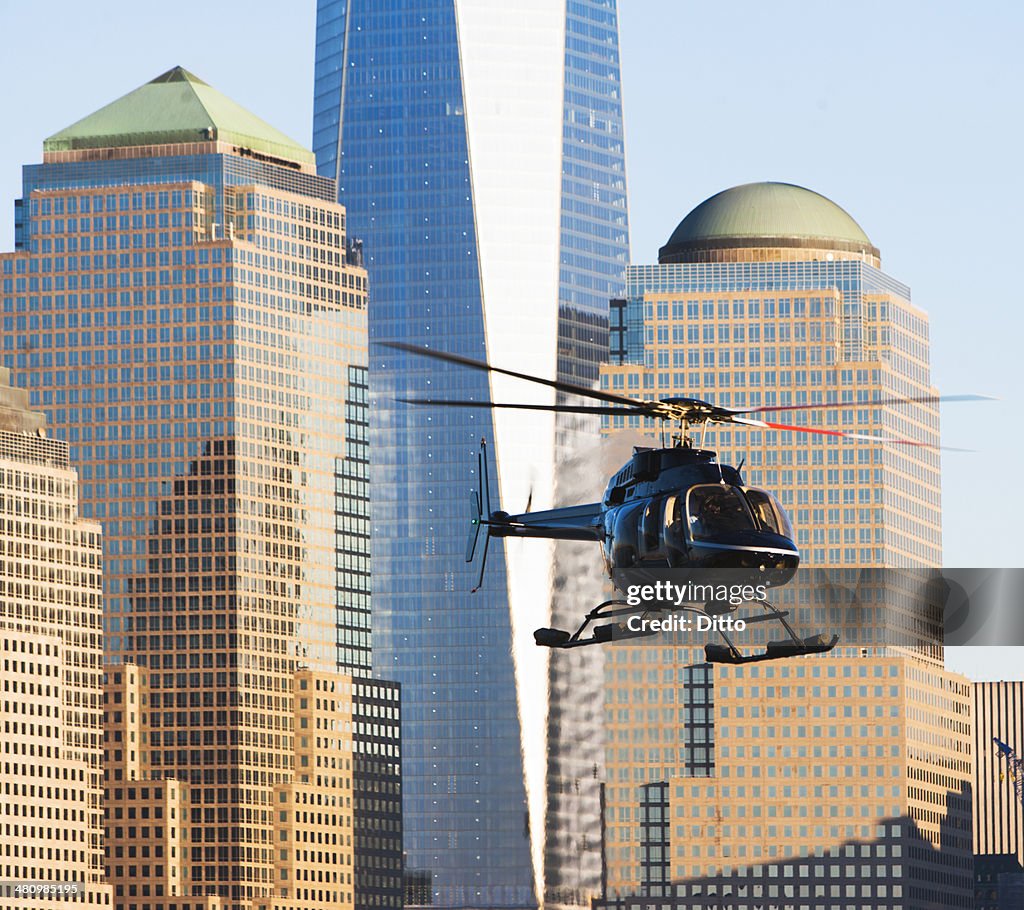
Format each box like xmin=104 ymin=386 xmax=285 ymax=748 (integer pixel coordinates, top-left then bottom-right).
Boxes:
xmin=664 ymin=496 xmax=682 ymax=544
xmin=663 ymin=495 xmax=689 ymax=560
xmin=641 ymin=498 xmax=662 ymax=554
xmin=743 ymin=488 xmax=795 ymax=539
xmin=610 ymin=502 xmax=644 ymax=568
xmin=686 ymin=484 xmax=756 ymax=541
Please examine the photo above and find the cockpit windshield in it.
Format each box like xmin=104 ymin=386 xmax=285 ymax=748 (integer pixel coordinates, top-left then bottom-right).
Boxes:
xmin=686 ymin=484 xmax=756 ymax=540
xmin=743 ymin=488 xmax=795 ymax=539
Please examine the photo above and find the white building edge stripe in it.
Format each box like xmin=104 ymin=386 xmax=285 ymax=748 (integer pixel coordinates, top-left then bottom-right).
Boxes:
xmin=455 ymin=1 xmax=567 ymax=902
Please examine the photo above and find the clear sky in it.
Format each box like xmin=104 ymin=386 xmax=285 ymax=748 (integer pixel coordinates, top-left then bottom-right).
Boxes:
xmin=0 ymin=1 xmax=1019 ymax=678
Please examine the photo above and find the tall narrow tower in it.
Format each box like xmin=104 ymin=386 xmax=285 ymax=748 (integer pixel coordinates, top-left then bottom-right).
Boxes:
xmin=313 ymin=3 xmax=629 ymax=906
xmin=974 ymin=682 xmax=1024 ymax=864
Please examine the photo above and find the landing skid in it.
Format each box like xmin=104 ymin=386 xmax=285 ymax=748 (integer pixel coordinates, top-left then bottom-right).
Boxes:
xmin=534 ymin=598 xmax=838 ymax=664
xmin=704 ymin=598 xmax=839 ymax=664
xmin=534 ymin=600 xmax=658 ymax=649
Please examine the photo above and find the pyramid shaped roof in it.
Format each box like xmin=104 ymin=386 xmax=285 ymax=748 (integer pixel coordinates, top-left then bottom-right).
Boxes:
xmin=44 ymin=66 xmax=313 ymax=166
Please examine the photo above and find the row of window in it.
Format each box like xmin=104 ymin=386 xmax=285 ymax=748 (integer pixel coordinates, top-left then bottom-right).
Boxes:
xmin=645 ymin=298 xmax=838 ymax=321
xmin=32 ymin=190 xmax=191 ymax=216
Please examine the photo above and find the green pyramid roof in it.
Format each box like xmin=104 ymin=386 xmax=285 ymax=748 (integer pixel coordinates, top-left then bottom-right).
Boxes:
xmin=44 ymin=66 xmax=314 ymax=166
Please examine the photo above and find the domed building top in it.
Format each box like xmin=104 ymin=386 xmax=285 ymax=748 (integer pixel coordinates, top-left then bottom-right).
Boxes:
xmin=659 ymin=182 xmax=879 ymax=265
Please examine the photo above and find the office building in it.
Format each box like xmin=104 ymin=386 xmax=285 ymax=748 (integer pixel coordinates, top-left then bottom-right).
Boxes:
xmin=613 ymin=657 xmax=973 ymax=909
xmin=102 ymin=671 xmax=389 ymax=910
xmin=3 ymin=67 xmax=399 ymax=910
xmin=277 ymin=669 xmax=402 ymax=910
xmin=600 ymin=633 xmax=974 ymax=909
xmin=102 ymin=663 xmax=222 ymax=910
xmin=596 ymin=184 xmax=972 ymax=907
xmin=102 ymin=662 xmax=401 ymax=910
xmin=313 ymin=3 xmax=629 ymax=906
xmin=606 ymin=181 xmax=941 ymax=568
xmin=974 ymin=682 xmax=1024 ymax=863
xmin=973 ymin=681 xmax=1024 ymax=909
xmin=0 ymin=367 xmax=111 ymax=908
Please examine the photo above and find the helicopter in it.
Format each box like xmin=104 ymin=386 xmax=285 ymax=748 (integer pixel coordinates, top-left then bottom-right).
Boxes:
xmin=385 ymin=341 xmax=989 ymax=664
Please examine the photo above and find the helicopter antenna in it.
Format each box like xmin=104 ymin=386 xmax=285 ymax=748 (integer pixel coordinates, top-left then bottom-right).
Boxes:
xmin=736 ymin=456 xmax=746 ymax=482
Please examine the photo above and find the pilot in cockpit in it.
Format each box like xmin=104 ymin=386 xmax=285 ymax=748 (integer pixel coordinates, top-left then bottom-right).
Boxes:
xmin=688 ymin=486 xmax=753 ymax=539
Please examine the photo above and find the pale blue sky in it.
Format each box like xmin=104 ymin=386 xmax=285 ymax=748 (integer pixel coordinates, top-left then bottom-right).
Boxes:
xmin=0 ymin=1 xmax=1019 ymax=678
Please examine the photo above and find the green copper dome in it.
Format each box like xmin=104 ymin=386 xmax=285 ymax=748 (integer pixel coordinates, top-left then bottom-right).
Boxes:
xmin=44 ymin=66 xmax=314 ymax=166
xmin=659 ymin=182 xmax=878 ymax=263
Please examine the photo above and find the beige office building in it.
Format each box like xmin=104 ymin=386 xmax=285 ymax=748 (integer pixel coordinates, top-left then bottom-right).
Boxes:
xmin=0 ymin=367 xmax=111 ymax=908
xmin=101 ymin=662 xmax=387 ymax=910
xmin=271 ymin=669 xmax=356 ymax=910
xmin=4 ymin=69 xmax=400 ymax=910
xmin=597 ymin=184 xmax=972 ymax=908
xmin=102 ymin=662 xmax=223 ymax=910
xmin=604 ymin=182 xmax=941 ymax=569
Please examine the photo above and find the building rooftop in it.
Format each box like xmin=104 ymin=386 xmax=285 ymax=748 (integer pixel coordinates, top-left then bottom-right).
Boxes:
xmin=659 ymin=182 xmax=878 ymax=263
xmin=0 ymin=366 xmax=46 ymax=434
xmin=44 ymin=66 xmax=315 ymax=166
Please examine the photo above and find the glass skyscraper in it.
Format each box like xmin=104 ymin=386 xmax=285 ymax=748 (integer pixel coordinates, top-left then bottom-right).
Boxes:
xmin=313 ymin=3 xmax=629 ymax=906
xmin=4 ymin=66 xmax=401 ymax=910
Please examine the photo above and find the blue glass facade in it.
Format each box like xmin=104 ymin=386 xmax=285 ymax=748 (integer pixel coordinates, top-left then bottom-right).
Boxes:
xmin=313 ymin=3 xmax=628 ymax=907
xmin=548 ymin=8 xmax=629 ymax=906
xmin=315 ymin=4 xmax=530 ymax=906
xmin=558 ymin=1 xmax=630 ymax=388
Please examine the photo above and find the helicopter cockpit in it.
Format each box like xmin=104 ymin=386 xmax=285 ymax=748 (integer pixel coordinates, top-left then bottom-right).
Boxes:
xmin=610 ymin=484 xmax=797 ymax=572
xmin=742 ymin=487 xmax=794 ymax=539
xmin=683 ymin=484 xmax=794 ymax=542
xmin=685 ymin=484 xmax=755 ymax=540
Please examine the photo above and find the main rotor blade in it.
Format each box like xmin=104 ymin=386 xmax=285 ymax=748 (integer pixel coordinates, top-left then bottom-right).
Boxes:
xmin=379 ymin=341 xmax=647 ymax=409
xmin=761 ymin=419 xmax=974 ymax=452
xmin=397 ymin=397 xmax=641 ymax=415
xmin=735 ymin=393 xmax=996 ymax=416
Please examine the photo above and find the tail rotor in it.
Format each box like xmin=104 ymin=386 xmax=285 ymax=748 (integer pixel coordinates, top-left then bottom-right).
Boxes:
xmin=467 ymin=439 xmax=493 ymax=592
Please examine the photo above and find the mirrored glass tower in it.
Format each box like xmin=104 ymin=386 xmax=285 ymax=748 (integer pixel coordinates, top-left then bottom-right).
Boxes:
xmin=313 ymin=3 xmax=629 ymax=906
